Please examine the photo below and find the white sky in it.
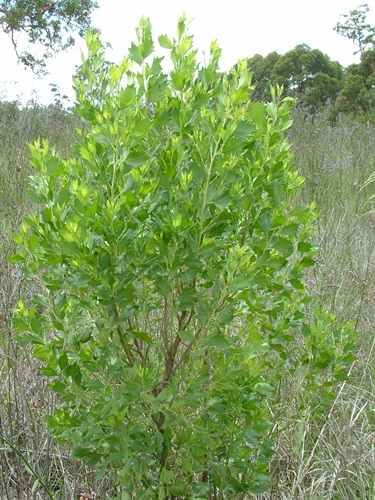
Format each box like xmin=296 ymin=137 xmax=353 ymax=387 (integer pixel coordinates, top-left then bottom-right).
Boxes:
xmin=1 ymin=0 xmax=375 ymax=105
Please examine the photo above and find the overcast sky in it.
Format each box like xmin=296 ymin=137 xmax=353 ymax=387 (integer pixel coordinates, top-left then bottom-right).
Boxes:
xmin=1 ymin=0 xmax=375 ymax=105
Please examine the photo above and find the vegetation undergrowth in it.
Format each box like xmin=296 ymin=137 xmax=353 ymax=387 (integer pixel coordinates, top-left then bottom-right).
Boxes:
xmin=0 ymin=17 xmax=373 ymax=500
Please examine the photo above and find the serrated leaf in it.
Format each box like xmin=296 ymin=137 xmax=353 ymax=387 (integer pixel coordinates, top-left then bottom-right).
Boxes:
xmin=266 ymin=102 xmax=277 ymax=120
xmin=129 ymin=42 xmax=143 ymax=65
xmin=171 ymin=71 xmax=185 ymax=91
xmin=177 ymin=36 xmax=192 ymax=56
xmin=119 ymin=85 xmax=136 ymax=107
xmin=270 ymin=236 xmax=294 ymax=257
xmin=108 ymin=64 xmax=122 ymax=82
xmin=233 ymin=86 xmax=249 ymax=106
xmin=298 ymin=241 xmax=312 ymax=253
xmin=49 ymin=381 xmax=66 ymax=394
xmin=159 ymin=34 xmax=173 ymax=49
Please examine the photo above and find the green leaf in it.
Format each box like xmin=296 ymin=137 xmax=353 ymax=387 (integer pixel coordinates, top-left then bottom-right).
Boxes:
xmin=244 ymin=429 xmax=261 ymax=445
xmin=78 ymin=329 xmax=93 ymax=343
xmin=254 ymin=382 xmax=275 ymax=396
xmin=13 ymin=233 xmax=24 ymax=245
xmin=177 ymin=329 xmax=194 ymax=341
xmin=298 ymin=241 xmax=313 ymax=253
xmin=168 ymin=480 xmax=187 ymax=496
xmin=108 ymin=64 xmax=122 ymax=82
xmin=27 ymin=235 xmax=39 ymax=250
xmin=201 ymin=333 xmax=231 ymax=349
xmin=232 ymin=86 xmax=249 ymax=106
xmin=58 ymin=240 xmax=80 ymax=255
xmin=26 ymin=190 xmax=45 ymax=204
xmin=129 ymin=42 xmax=143 ymax=65
xmin=270 ymin=236 xmax=294 ymax=257
xmin=14 ymin=333 xmax=33 ymax=346
xmin=119 ymin=85 xmax=136 ymax=107
xmin=49 ymin=381 xmax=66 ymax=394
xmin=289 ymin=278 xmax=304 ymax=290
xmin=159 ymin=34 xmax=173 ymax=49
xmin=177 ymin=36 xmax=193 ymax=56
xmin=171 ymin=71 xmax=185 ymax=91
xmin=259 ymin=212 xmax=271 ymax=235
xmin=74 ymin=448 xmax=102 ymax=466
xmin=30 ymin=316 xmax=43 ymax=335
xmin=229 ymin=275 xmax=252 ymax=293
xmin=291 ymin=205 xmax=311 ymax=223
xmin=177 ymin=287 xmax=197 ymax=311
xmin=32 ymin=294 xmax=49 ymax=308
xmin=266 ymin=102 xmax=277 ymax=120
xmin=125 ymin=150 xmax=148 ymax=167
xmin=130 ymin=330 xmax=153 ymax=344
xmin=7 ymin=254 xmax=25 ymax=263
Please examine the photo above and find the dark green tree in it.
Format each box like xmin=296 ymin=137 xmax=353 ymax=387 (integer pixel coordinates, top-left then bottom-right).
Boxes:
xmin=245 ymin=45 xmax=343 ymax=109
xmin=245 ymin=51 xmax=281 ymax=101
xmin=334 ymin=3 xmax=375 ymax=55
xmin=0 ymin=0 xmax=98 ymax=72
xmin=336 ymin=48 xmax=375 ymax=114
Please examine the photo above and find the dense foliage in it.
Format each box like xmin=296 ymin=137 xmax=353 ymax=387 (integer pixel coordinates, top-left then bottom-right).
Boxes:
xmin=0 ymin=0 xmax=98 ymax=72
xmin=335 ymin=48 xmax=375 ymax=114
xmin=245 ymin=44 xmax=344 ymax=109
xmin=9 ymin=17 xmax=356 ymax=499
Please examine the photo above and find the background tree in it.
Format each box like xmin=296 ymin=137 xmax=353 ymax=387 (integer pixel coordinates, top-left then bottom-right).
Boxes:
xmin=246 ymin=45 xmax=343 ymax=109
xmin=334 ymin=3 xmax=375 ymax=55
xmin=272 ymin=44 xmax=344 ymax=108
xmin=244 ymin=51 xmax=281 ymax=101
xmin=0 ymin=0 xmax=98 ymax=73
xmin=335 ymin=48 xmax=375 ymax=115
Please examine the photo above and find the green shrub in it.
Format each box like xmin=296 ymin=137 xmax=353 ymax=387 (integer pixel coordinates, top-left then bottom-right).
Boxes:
xmin=10 ymin=17 xmax=355 ymax=498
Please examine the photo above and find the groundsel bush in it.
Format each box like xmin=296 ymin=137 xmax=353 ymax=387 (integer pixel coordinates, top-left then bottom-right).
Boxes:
xmin=10 ymin=17 xmax=356 ymax=499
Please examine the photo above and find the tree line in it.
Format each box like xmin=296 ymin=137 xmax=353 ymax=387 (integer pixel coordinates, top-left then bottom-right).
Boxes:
xmin=240 ymin=42 xmax=375 ymax=116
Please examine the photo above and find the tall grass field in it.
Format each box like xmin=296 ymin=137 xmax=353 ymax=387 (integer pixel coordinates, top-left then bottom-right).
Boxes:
xmin=1 ymin=99 xmax=374 ymax=498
